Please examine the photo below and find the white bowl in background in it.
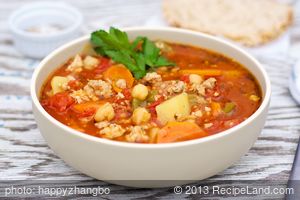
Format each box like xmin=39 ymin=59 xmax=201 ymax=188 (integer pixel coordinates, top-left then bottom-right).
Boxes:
xmin=31 ymin=27 xmax=271 ymax=187
xmin=9 ymin=2 xmax=83 ymax=59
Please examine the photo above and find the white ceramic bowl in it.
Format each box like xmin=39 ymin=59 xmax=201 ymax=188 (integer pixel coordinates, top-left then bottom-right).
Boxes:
xmin=31 ymin=27 xmax=271 ymax=188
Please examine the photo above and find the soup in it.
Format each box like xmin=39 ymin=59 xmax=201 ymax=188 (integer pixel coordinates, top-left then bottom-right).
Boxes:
xmin=40 ymin=28 xmax=261 ymax=144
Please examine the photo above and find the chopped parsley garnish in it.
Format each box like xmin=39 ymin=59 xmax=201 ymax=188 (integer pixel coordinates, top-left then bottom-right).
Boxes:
xmin=91 ymin=27 xmax=175 ymax=79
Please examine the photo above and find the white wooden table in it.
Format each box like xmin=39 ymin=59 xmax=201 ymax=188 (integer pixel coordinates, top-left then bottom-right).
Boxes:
xmin=1 ymin=0 xmax=300 ymax=199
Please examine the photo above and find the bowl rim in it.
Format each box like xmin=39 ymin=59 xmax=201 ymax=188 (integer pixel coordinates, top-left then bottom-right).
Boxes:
xmin=31 ymin=27 xmax=271 ymax=149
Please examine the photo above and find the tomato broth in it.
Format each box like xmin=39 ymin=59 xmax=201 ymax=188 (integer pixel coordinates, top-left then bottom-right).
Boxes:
xmin=40 ymin=41 xmax=261 ymax=144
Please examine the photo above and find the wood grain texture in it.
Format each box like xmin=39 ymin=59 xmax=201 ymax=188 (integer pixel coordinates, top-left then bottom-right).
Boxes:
xmin=0 ymin=0 xmax=300 ymax=199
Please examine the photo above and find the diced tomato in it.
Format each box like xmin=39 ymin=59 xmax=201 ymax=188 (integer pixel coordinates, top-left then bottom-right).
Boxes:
xmin=42 ymin=92 xmax=74 ymax=112
xmin=195 ymin=116 xmax=204 ymax=125
xmin=205 ymin=77 xmax=222 ymax=99
xmin=151 ymin=117 xmax=163 ymax=127
xmin=224 ymin=119 xmax=241 ymax=128
xmin=76 ymin=108 xmax=96 ymax=118
xmin=112 ymin=88 xmax=132 ymax=104
xmin=204 ymin=121 xmax=224 ymax=134
xmin=68 ymin=80 xmax=82 ymax=90
xmin=147 ymin=96 xmax=164 ymax=109
xmin=114 ymin=110 xmax=131 ymax=120
xmin=147 ymin=96 xmax=164 ymax=115
xmin=180 ymin=74 xmax=190 ymax=83
xmin=122 ymin=88 xmax=132 ymax=100
xmin=94 ymin=57 xmax=111 ymax=73
xmin=205 ymin=88 xmax=213 ymax=96
xmin=112 ymin=97 xmax=122 ymax=104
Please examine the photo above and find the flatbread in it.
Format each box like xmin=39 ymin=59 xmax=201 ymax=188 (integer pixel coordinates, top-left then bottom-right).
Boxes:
xmin=163 ymin=0 xmax=293 ymax=46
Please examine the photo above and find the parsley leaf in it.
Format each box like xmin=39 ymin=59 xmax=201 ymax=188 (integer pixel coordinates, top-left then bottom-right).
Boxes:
xmin=91 ymin=27 xmax=175 ymax=79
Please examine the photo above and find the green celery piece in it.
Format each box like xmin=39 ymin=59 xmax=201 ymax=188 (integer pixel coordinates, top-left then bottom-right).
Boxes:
xmin=132 ymin=98 xmax=143 ymax=109
xmin=223 ymin=102 xmax=236 ymax=113
xmin=187 ymin=94 xmax=199 ymax=106
xmin=147 ymin=90 xmax=158 ymax=102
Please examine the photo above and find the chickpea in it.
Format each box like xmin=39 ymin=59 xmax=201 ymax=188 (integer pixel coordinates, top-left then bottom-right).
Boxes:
xmin=132 ymin=84 xmax=148 ymax=100
xmin=94 ymin=103 xmax=115 ymax=122
xmin=132 ymin=107 xmax=151 ymax=125
xmin=189 ymin=74 xmax=203 ymax=84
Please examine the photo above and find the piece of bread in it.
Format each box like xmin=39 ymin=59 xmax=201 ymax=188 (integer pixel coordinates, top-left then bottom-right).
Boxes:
xmin=163 ymin=0 xmax=293 ymax=46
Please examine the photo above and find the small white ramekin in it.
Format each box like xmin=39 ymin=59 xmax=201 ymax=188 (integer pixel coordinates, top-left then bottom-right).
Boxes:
xmin=9 ymin=2 xmax=83 ymax=59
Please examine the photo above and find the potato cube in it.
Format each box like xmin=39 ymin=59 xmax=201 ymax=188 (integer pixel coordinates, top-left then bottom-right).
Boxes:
xmin=66 ymin=54 xmax=83 ymax=72
xmin=51 ymin=76 xmax=69 ymax=95
xmin=83 ymin=56 xmax=100 ymax=70
xmin=156 ymin=92 xmax=191 ymax=125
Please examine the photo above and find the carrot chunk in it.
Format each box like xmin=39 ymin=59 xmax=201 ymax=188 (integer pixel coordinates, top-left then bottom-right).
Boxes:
xmin=179 ymin=69 xmax=241 ymax=77
xmin=103 ymin=64 xmax=134 ymax=92
xmin=157 ymin=121 xmax=207 ymax=143
xmin=179 ymin=69 xmax=222 ymax=76
xmin=71 ymin=101 xmax=104 ymax=113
